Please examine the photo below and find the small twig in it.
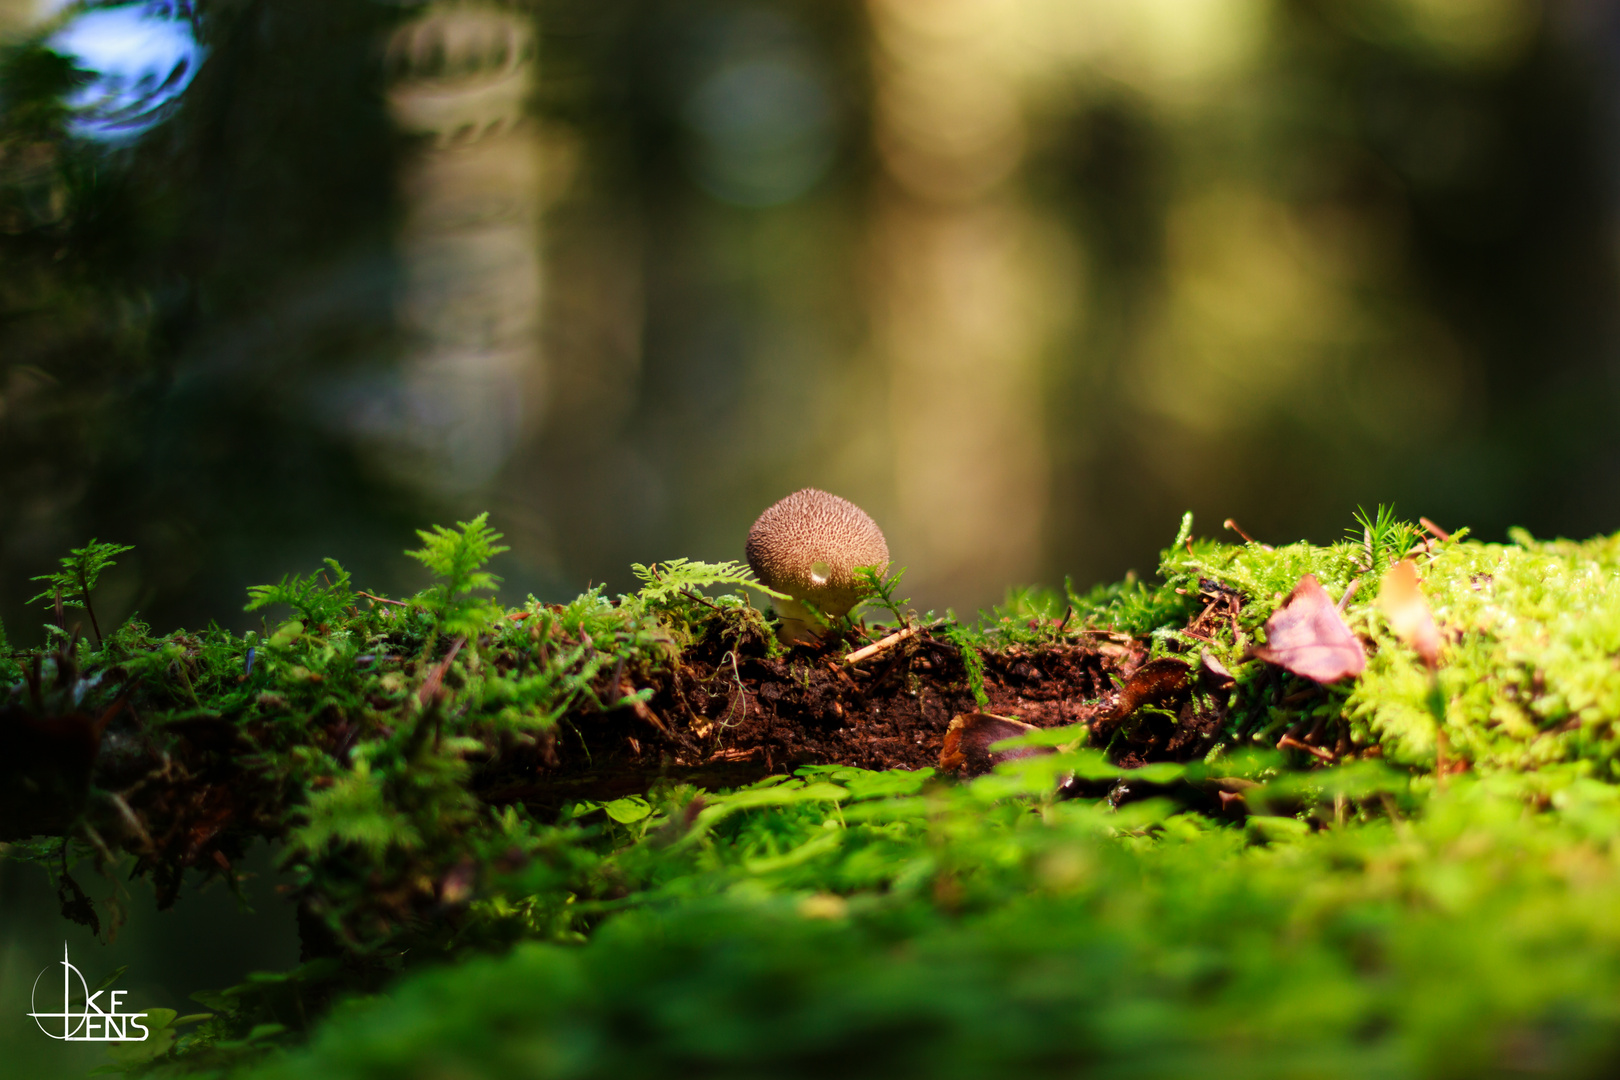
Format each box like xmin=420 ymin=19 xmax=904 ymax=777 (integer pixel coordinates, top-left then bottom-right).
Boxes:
xmin=607 ymin=654 xmax=671 ymax=735
xmin=80 ymin=822 xmax=116 ymax=866
xmin=845 ymin=626 xmax=916 ymax=665
xmin=1419 ymin=517 xmax=1451 ymax=542
xmin=714 ymin=650 xmax=748 ymax=730
xmin=863 ymin=647 xmax=911 ymax=693
xmin=1435 ymin=728 xmax=1449 ymax=791
xmin=1337 ymin=578 xmax=1361 ymax=613
xmin=78 ymin=567 xmax=103 ymax=647
xmin=172 ymin=657 xmax=201 ymax=708
xmin=1073 ymin=628 xmax=1137 ymax=643
xmin=1277 ymin=734 xmax=1335 ymax=762
xmin=357 ymin=591 xmax=408 ymax=608
xmin=1279 ymin=686 xmax=1320 ymax=707
xmin=105 ymin=792 xmax=153 ymax=852
xmin=708 ymin=746 xmax=761 ymax=763
xmin=683 ymin=591 xmax=725 ymax=615
xmin=1379 ymin=791 xmax=1404 ymax=826
xmin=1223 ymin=519 xmax=1274 ymax=551
xmin=417 ymin=636 xmax=466 ymax=705
xmin=825 ymin=661 xmax=863 ymax=695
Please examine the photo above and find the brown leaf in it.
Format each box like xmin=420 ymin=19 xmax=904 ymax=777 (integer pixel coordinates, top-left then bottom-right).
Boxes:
xmin=1379 ymin=559 xmax=1441 ymax=668
xmin=1113 ymin=657 xmax=1192 ymax=716
xmin=940 ymin=713 xmax=1050 ymax=777
xmin=1087 ymin=656 xmax=1194 ymax=739
xmin=1251 ymin=574 xmax=1366 ymax=683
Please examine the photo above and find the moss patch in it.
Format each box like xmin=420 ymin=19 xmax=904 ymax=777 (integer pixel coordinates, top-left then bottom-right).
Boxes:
xmin=9 ymin=509 xmax=1620 ymax=1076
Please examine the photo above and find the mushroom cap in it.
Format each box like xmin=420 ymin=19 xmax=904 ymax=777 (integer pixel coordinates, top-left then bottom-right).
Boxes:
xmin=745 ymin=489 xmax=890 ymax=620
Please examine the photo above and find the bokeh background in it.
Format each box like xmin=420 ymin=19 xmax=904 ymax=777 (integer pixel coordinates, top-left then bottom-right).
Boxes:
xmin=5 ymin=0 xmax=1620 ymax=635
xmin=5 ymin=0 xmax=1620 ymax=1071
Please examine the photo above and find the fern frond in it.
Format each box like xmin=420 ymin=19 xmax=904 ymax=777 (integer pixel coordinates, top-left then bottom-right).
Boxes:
xmin=245 ymin=558 xmax=355 ymax=626
xmin=853 ymin=566 xmax=910 ymax=625
xmin=631 ymin=559 xmax=789 ymax=606
xmin=407 ymin=513 xmax=511 ymax=638
xmin=289 ymin=761 xmax=421 ymax=859
xmin=27 ymin=538 xmax=134 ymax=609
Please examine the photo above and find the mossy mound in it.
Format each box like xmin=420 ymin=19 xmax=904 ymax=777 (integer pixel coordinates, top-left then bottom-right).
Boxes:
xmin=1160 ymin=516 xmax=1620 ymax=776
xmin=7 ymin=509 xmax=1620 ymax=1078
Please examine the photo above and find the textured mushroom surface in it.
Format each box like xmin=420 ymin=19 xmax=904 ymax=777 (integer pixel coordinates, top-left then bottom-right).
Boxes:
xmin=745 ymin=489 xmax=889 ymax=629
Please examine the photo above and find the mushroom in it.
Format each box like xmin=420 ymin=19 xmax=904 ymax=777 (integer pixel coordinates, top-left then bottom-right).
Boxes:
xmin=745 ymin=489 xmax=890 ymax=643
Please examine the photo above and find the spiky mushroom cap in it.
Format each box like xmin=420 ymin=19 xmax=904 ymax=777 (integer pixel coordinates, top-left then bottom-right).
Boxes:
xmin=745 ymin=489 xmax=890 ymax=626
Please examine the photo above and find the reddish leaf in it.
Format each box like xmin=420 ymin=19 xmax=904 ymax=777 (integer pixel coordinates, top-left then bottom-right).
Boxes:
xmin=1199 ymin=650 xmax=1236 ymax=689
xmin=1379 ymin=559 xmax=1441 ymax=669
xmin=1251 ymin=574 xmax=1366 ymax=683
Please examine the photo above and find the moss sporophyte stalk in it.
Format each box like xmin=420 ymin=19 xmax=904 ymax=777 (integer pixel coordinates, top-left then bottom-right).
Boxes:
xmin=11 ymin=508 xmax=1620 ymax=1076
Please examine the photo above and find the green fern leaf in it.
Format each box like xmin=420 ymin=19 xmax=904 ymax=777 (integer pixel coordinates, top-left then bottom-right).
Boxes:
xmin=630 ymin=559 xmax=790 ymax=607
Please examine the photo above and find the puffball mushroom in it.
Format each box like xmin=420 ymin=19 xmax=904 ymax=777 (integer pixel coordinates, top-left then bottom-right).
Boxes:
xmin=745 ymin=488 xmax=890 ymax=643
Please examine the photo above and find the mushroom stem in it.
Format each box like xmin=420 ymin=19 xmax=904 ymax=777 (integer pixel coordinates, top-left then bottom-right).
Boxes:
xmin=772 ymin=596 xmax=832 ymax=645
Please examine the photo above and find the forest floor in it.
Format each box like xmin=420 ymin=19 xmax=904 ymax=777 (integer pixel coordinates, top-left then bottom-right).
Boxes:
xmin=12 ymin=511 xmax=1620 ymax=1078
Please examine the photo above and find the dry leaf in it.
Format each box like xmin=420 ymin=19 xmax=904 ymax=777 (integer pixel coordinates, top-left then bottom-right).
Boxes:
xmin=1087 ymin=656 xmax=1193 ymax=739
xmin=1199 ymin=649 xmax=1236 ymax=689
xmin=940 ymin=713 xmax=1049 ymax=777
xmin=1250 ymin=573 xmax=1366 ymax=683
xmin=1112 ymin=657 xmax=1192 ymax=718
xmin=1379 ymin=559 xmax=1441 ymax=668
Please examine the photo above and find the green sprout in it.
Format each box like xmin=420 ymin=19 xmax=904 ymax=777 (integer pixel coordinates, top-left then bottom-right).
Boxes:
xmin=855 ymin=565 xmax=911 ymax=628
xmin=407 ymin=512 xmax=511 ymax=641
xmin=27 ymin=538 xmax=134 ymax=646
xmin=245 ymin=558 xmax=356 ymax=627
xmin=1350 ymin=505 xmax=1418 ymax=575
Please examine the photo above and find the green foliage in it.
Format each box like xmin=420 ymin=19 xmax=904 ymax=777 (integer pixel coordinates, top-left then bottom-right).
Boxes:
xmin=244 ymin=559 xmax=355 ymax=627
xmin=0 ymin=38 xmax=86 ymax=141
xmin=629 ymin=558 xmax=787 ymax=607
xmin=1058 ymin=517 xmax=1203 ymax=636
xmin=24 ymin=537 xmax=134 ymax=644
xmin=202 ymin=763 xmax=1620 ymax=1080
xmin=23 ymin=509 xmax=1620 ymax=1077
xmin=1351 ymin=503 xmax=1420 ymax=575
xmin=942 ymin=623 xmax=990 ymax=708
xmin=406 ymin=513 xmax=510 ymax=639
xmin=26 ymin=538 xmax=133 ymax=610
xmin=288 ymin=756 xmax=422 ymax=859
xmin=853 ymin=565 xmax=911 ymax=627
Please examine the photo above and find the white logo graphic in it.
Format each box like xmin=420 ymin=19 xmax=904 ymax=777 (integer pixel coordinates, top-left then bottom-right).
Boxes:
xmin=28 ymin=943 xmax=149 ymax=1042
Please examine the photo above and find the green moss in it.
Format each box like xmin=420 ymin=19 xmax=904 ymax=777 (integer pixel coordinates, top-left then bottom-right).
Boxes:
xmin=1150 ymin=515 xmax=1620 ymax=775
xmin=203 ymin=765 xmax=1620 ymax=1080
xmin=15 ymin=510 xmax=1620 ymax=1077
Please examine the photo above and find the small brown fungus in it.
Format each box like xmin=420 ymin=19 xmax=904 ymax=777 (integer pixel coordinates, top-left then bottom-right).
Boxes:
xmin=745 ymin=488 xmax=890 ymax=643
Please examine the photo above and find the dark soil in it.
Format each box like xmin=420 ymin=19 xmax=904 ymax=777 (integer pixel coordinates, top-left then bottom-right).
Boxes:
xmin=483 ymin=626 xmax=1230 ymax=813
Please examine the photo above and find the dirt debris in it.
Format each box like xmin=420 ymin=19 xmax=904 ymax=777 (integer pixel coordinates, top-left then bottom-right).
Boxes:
xmin=484 ymin=626 xmax=1219 ymax=811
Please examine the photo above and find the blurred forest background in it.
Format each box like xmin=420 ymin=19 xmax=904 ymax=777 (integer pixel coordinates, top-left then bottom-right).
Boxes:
xmin=4 ymin=1 xmax=1620 ymax=1073
xmin=3 ymin=0 xmax=1620 ymax=637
